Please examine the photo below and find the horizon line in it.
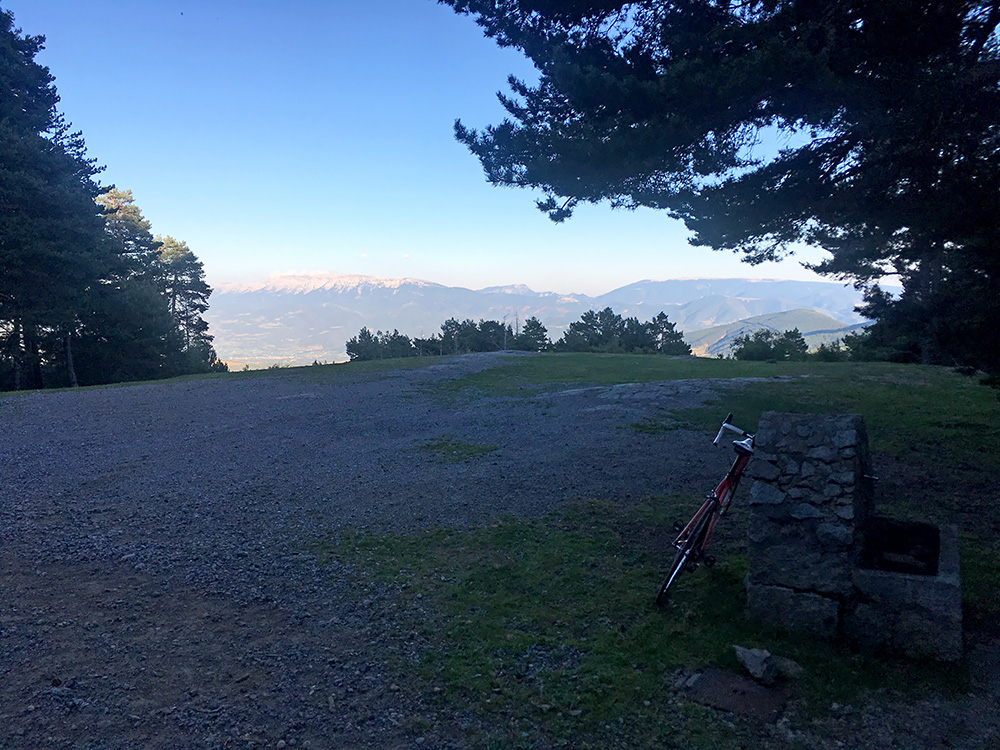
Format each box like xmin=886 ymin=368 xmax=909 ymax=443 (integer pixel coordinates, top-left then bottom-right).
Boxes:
xmin=213 ymin=270 xmax=862 ymax=297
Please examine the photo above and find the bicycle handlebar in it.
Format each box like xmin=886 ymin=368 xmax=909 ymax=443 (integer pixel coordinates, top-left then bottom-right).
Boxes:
xmin=713 ymin=413 xmax=750 ymax=445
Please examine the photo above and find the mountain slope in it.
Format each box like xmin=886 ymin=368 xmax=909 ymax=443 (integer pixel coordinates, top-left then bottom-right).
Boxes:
xmin=684 ymin=309 xmax=868 ymax=356
xmin=595 ymin=278 xmax=866 ymax=326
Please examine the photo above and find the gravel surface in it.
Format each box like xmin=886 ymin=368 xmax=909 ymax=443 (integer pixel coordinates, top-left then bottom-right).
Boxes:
xmin=2 ymin=352 xmax=997 ymax=749
xmin=0 ymin=353 xmax=731 ymax=749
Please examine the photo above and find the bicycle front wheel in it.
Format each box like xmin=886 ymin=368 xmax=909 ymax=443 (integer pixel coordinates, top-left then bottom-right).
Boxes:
xmin=655 ymin=506 xmax=713 ymax=606
xmin=656 ymin=544 xmax=693 ymax=606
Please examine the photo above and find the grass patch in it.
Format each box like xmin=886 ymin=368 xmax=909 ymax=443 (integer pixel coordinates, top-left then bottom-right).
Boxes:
xmin=670 ymin=362 xmax=1000 ymax=470
xmin=959 ymin=533 xmax=1000 ymax=635
xmin=313 ymin=496 xmax=967 ymax=748
xmin=237 ymin=354 xmax=447 ymax=386
xmin=437 ymin=353 xmax=998 ymax=471
xmin=434 ymin=353 xmax=803 ymax=398
xmin=439 ymin=354 xmax=1000 ymax=517
xmin=417 ymin=436 xmax=499 ymax=463
xmin=440 ymin=354 xmax=1000 ymax=467
xmin=627 ymin=412 xmax=690 ymax=434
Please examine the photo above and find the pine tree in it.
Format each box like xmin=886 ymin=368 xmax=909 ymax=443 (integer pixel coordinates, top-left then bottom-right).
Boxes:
xmin=441 ymin=0 xmax=1000 ymax=372
xmin=650 ymin=312 xmax=691 ymax=355
xmin=346 ymin=328 xmax=380 ymax=361
xmin=513 ymin=316 xmax=549 ymax=351
xmin=0 ymin=10 xmax=114 ymax=389
xmin=154 ymin=235 xmax=222 ymax=371
xmin=96 ymin=188 xmax=161 ymax=277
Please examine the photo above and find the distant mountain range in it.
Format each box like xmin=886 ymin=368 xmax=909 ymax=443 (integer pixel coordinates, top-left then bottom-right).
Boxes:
xmin=206 ymin=273 xmax=874 ymax=367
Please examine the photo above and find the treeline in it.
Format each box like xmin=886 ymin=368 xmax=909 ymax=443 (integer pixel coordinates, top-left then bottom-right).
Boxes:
xmin=346 ymin=308 xmax=691 ymax=361
xmin=346 ymin=317 xmax=549 ymax=360
xmin=729 ymin=329 xmax=810 ymax=361
xmin=735 ymin=300 xmax=1000 ymax=371
xmin=556 ymin=308 xmax=690 ymax=355
xmin=728 ymin=326 xmax=935 ymax=364
xmin=1 ymin=11 xmax=224 ymax=390
xmin=348 ymin=315 xmax=942 ymax=366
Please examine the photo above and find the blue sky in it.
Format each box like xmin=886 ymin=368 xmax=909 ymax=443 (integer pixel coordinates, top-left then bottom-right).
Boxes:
xmin=6 ymin=0 xmax=834 ymax=295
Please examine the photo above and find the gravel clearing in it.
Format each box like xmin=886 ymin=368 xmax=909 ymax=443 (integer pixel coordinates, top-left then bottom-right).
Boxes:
xmin=1 ymin=353 xmax=728 ymax=749
xmin=2 ymin=352 xmax=997 ymax=749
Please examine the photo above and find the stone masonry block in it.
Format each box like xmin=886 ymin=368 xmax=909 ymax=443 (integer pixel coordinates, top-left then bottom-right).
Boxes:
xmin=748 ymin=533 xmax=854 ymax=596
xmin=749 ymin=460 xmax=781 ymax=482
xmin=748 ymin=482 xmax=784 ymax=506
xmin=847 ymin=523 xmax=962 ymax=661
xmin=746 ymin=583 xmax=840 ymax=638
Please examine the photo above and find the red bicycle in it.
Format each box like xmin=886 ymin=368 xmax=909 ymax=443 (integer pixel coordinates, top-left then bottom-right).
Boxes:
xmin=656 ymin=414 xmax=755 ymax=606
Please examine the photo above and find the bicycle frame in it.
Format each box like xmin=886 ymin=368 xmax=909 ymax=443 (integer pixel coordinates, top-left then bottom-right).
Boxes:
xmin=671 ymin=447 xmax=752 ymax=557
xmin=657 ymin=413 xmax=754 ymax=605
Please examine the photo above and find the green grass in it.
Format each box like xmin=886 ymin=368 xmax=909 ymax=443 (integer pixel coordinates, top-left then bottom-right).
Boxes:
xmin=434 ymin=353 xmax=782 ymax=397
xmin=674 ymin=363 xmax=1000 ymax=469
xmin=449 ymin=353 xmax=1000 ymax=628
xmin=307 ymin=353 xmax=1000 ymax=747
xmin=223 ymin=354 xmax=447 ymax=386
xmin=314 ymin=496 xmax=968 ymax=748
xmin=627 ymin=414 xmax=688 ymax=434
xmin=417 ymin=436 xmax=499 ymax=462
xmin=960 ymin=533 xmax=1000 ymax=636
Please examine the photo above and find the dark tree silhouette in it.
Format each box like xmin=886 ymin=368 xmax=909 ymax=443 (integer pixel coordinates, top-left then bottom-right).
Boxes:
xmin=0 ymin=12 xmax=226 ymax=388
xmin=440 ymin=0 xmax=1000 ymax=371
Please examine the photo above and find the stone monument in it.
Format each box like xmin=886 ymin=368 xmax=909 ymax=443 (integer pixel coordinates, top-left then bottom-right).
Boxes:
xmin=745 ymin=412 xmax=962 ymax=661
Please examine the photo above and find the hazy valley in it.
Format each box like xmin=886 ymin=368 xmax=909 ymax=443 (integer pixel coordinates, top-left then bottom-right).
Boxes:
xmin=206 ymin=273 xmax=872 ymax=367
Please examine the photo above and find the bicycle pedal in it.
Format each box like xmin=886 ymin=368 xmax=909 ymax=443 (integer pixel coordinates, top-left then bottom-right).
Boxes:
xmin=703 ymin=555 xmax=716 ymax=568
xmin=672 ymin=521 xmax=683 ymax=532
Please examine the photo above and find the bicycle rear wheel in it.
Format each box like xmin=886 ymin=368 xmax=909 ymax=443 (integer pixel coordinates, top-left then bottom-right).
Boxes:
xmin=655 ymin=505 xmax=713 ymax=606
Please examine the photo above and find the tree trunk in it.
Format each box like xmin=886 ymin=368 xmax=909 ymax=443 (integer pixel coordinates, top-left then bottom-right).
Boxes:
xmin=24 ymin=324 xmax=43 ymax=389
xmin=65 ymin=330 xmax=79 ymax=388
xmin=917 ymin=245 xmax=944 ymax=366
xmin=12 ymin=318 xmax=22 ymax=391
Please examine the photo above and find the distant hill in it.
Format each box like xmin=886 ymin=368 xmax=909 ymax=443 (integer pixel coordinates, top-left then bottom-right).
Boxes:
xmin=206 ymin=273 xmax=872 ymax=367
xmin=593 ymin=278 xmax=866 ymax=327
xmin=683 ymin=309 xmax=869 ymax=356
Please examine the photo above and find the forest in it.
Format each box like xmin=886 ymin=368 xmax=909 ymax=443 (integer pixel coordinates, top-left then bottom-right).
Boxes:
xmin=345 ymin=308 xmax=692 ymax=361
xmin=0 ymin=11 xmax=224 ymax=390
xmin=345 ymin=308 xmax=897 ymax=364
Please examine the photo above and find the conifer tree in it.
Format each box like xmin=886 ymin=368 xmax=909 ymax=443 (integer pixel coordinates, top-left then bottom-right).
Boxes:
xmin=0 ymin=10 xmax=113 ymax=388
xmin=69 ymin=189 xmax=186 ymax=384
xmin=155 ymin=235 xmax=220 ymax=369
xmin=650 ymin=312 xmax=691 ymax=355
xmin=441 ymin=0 xmax=1000 ymax=371
xmin=513 ymin=316 xmax=549 ymax=351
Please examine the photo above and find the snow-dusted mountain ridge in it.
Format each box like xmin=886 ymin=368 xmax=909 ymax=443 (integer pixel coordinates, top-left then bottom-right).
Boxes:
xmin=216 ymin=273 xmax=447 ymax=295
